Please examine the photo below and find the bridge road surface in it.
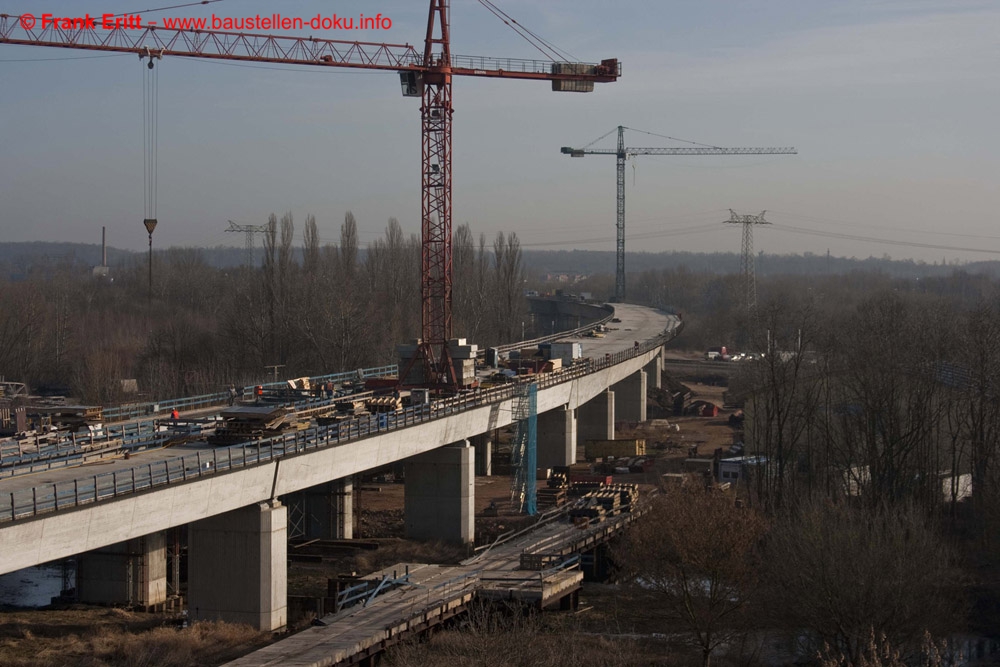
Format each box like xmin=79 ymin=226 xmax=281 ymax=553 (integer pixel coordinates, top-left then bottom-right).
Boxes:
xmin=0 ymin=304 xmax=675 ymax=507
xmin=223 ymin=502 xmax=641 ymax=667
xmin=0 ymin=303 xmax=677 ymax=576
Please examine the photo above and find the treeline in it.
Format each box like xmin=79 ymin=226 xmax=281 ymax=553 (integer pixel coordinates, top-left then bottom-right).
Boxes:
xmin=616 ymin=273 xmax=1000 ymax=663
xmin=0 ymin=213 xmax=526 ymax=404
xmin=563 ymin=264 xmax=999 ymax=351
xmin=523 ymin=249 xmax=1000 ymax=280
xmin=7 ymin=242 xmax=1000 ymax=282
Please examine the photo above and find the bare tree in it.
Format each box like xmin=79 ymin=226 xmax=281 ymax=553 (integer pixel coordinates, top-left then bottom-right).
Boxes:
xmin=743 ymin=298 xmax=821 ymax=509
xmin=763 ymin=500 xmax=962 ymax=664
xmin=491 ymin=231 xmax=526 ymax=345
xmin=616 ymin=487 xmax=767 ymax=667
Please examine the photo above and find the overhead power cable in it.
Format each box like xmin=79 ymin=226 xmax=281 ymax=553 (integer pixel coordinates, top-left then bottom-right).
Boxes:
xmin=772 ymin=223 xmax=1000 ymax=256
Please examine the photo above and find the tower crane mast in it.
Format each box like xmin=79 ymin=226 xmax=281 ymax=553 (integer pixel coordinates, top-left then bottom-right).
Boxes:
xmin=1 ymin=2 xmax=620 ymax=386
xmin=562 ymin=126 xmax=795 ymax=302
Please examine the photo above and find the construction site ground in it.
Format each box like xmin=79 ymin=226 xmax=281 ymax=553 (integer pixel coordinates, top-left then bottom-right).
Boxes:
xmin=0 ymin=370 xmax=738 ymax=666
xmin=289 ymin=372 xmax=738 ymax=598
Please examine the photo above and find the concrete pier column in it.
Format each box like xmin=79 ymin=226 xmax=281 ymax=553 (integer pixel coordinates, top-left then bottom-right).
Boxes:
xmin=644 ymin=351 xmax=663 ymax=390
xmin=613 ymin=370 xmax=647 ymax=424
xmin=77 ymin=532 xmax=167 ymax=608
xmin=188 ymin=500 xmax=287 ymax=631
xmin=578 ymin=390 xmax=614 ymax=448
xmin=537 ymin=405 xmax=577 ymax=469
xmin=404 ymin=440 xmax=474 ymax=544
xmin=471 ymin=433 xmax=492 ymax=477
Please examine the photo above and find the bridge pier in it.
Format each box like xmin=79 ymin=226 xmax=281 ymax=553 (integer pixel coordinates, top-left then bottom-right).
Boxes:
xmin=537 ymin=405 xmax=577 ymax=469
xmin=188 ymin=500 xmax=287 ymax=631
xmin=578 ymin=389 xmax=614 ymax=448
xmin=404 ymin=440 xmax=474 ymax=544
xmin=77 ymin=532 xmax=167 ymax=608
xmin=613 ymin=370 xmax=647 ymax=424
xmin=644 ymin=350 xmax=663 ymax=390
xmin=471 ymin=433 xmax=492 ymax=476
xmin=287 ymin=477 xmax=353 ymax=541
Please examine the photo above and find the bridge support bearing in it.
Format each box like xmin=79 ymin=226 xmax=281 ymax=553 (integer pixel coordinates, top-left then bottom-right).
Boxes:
xmin=471 ymin=433 xmax=492 ymax=477
xmin=188 ymin=500 xmax=287 ymax=631
xmin=613 ymin=370 xmax=647 ymax=424
xmin=77 ymin=532 xmax=167 ymax=608
xmin=404 ymin=440 xmax=474 ymax=544
xmin=578 ymin=389 xmax=615 ymax=448
xmin=537 ymin=405 xmax=577 ymax=470
xmin=644 ymin=351 xmax=663 ymax=390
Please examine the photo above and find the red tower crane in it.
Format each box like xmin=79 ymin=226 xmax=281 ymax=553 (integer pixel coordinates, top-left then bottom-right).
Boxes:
xmin=0 ymin=1 xmax=619 ymax=386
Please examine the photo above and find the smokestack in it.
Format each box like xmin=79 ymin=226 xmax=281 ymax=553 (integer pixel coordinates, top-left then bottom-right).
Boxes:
xmin=102 ymin=226 xmax=107 ymax=267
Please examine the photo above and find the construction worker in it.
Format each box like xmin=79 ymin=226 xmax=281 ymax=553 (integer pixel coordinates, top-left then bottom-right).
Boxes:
xmin=255 ymin=385 xmax=264 ymax=403
xmin=171 ymin=408 xmax=179 ymax=420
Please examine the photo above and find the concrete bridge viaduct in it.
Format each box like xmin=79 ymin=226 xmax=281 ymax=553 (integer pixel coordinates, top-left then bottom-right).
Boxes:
xmin=0 ymin=302 xmax=678 ymax=631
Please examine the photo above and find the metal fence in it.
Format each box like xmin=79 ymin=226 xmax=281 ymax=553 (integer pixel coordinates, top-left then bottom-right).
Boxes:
xmin=489 ymin=303 xmax=615 ymax=356
xmin=102 ymin=364 xmax=399 ymax=422
xmin=1 ymin=323 xmax=682 ymax=524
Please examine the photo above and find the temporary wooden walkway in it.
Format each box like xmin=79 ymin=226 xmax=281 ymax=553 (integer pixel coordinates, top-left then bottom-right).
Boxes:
xmin=225 ymin=505 xmax=641 ymax=667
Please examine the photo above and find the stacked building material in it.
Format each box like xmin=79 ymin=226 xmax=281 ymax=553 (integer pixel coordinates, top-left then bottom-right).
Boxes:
xmin=396 ymin=339 xmax=425 ymax=386
xmin=548 ymin=471 xmax=568 ymax=488
xmin=537 ymin=486 xmax=567 ymax=509
xmin=568 ymin=503 xmax=606 ymax=523
xmin=588 ymin=490 xmax=622 ymax=515
xmin=568 ymin=480 xmax=609 ymax=498
xmin=365 ymin=396 xmax=401 ymax=413
xmin=208 ymin=405 xmax=291 ymax=446
xmin=448 ymin=338 xmax=479 ymax=386
xmin=335 ymin=397 xmax=370 ymax=415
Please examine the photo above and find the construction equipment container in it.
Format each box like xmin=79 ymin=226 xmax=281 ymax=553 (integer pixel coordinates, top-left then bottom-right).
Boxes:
xmin=549 ymin=341 xmax=583 ymax=365
xmin=584 ymin=438 xmax=646 ymax=460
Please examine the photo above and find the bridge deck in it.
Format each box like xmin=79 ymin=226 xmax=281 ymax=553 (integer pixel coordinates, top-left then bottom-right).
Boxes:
xmin=0 ymin=304 xmax=678 ymax=576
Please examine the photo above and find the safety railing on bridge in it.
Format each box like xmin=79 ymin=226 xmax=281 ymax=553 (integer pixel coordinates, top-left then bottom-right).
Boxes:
xmin=1 ymin=392 xmax=351 ymax=480
xmin=488 ymin=303 xmax=615 ymax=356
xmin=101 ymin=364 xmax=399 ymax=423
xmin=0 ymin=323 xmax=682 ymax=523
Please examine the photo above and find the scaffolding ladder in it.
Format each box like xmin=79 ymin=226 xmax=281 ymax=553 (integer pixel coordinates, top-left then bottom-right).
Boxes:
xmin=510 ymin=382 xmax=538 ymax=515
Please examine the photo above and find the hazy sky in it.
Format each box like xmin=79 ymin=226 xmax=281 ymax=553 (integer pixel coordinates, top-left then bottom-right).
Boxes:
xmin=1 ymin=0 xmax=998 ymax=263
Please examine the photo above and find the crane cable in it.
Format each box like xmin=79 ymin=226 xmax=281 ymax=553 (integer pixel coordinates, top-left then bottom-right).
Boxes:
xmin=141 ymin=48 xmax=160 ymax=224
xmin=476 ymin=0 xmax=577 ymax=62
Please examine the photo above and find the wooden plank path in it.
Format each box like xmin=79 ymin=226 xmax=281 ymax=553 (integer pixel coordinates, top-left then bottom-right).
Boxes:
xmin=225 ymin=506 xmax=641 ymax=667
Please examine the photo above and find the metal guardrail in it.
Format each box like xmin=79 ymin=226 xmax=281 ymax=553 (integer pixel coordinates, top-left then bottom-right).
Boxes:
xmin=0 ymin=322 xmax=683 ymax=524
xmin=489 ymin=302 xmax=615 ymax=356
xmin=0 ymin=421 xmax=166 ymax=478
xmin=102 ymin=364 xmax=399 ymax=423
xmin=0 ymin=393 xmax=354 ymax=479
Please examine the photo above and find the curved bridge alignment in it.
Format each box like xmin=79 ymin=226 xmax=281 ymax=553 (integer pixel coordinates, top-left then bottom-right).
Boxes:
xmin=0 ymin=303 xmax=679 ymax=629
